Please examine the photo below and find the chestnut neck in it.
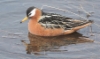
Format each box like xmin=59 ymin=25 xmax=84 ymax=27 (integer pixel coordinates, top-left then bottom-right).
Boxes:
xmin=30 ymin=9 xmax=41 ymax=22
xmin=28 ymin=9 xmax=42 ymax=35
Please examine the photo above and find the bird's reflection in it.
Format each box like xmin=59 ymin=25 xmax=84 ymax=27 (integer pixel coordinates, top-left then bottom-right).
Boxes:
xmin=21 ymin=32 xmax=93 ymax=54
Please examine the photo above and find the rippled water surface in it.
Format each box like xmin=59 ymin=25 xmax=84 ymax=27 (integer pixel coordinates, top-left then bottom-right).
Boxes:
xmin=0 ymin=0 xmax=100 ymax=59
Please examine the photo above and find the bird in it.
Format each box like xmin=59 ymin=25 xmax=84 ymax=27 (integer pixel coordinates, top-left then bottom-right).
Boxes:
xmin=20 ymin=6 xmax=93 ymax=36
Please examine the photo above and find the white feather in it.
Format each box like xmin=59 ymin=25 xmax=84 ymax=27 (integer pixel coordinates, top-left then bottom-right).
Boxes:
xmin=38 ymin=16 xmax=51 ymax=22
xmin=29 ymin=9 xmax=37 ymax=17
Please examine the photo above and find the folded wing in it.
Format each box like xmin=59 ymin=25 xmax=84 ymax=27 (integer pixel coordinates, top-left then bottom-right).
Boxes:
xmin=38 ymin=12 xmax=93 ymax=30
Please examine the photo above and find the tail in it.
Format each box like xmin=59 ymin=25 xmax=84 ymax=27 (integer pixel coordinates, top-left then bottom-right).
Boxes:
xmin=88 ymin=20 xmax=93 ymax=23
xmin=78 ymin=20 xmax=93 ymax=26
xmin=73 ymin=20 xmax=93 ymax=31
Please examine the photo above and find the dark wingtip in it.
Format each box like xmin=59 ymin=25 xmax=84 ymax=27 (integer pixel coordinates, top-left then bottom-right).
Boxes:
xmin=89 ymin=20 xmax=94 ymax=23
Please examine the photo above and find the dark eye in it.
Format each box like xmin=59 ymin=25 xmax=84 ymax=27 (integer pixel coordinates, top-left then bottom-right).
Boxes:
xmin=28 ymin=13 xmax=31 ymax=16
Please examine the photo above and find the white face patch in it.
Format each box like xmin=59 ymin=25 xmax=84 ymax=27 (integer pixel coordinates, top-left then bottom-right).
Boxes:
xmin=28 ymin=9 xmax=37 ymax=17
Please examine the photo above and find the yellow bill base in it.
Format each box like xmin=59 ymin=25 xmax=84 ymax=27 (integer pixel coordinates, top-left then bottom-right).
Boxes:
xmin=20 ymin=16 xmax=28 ymax=23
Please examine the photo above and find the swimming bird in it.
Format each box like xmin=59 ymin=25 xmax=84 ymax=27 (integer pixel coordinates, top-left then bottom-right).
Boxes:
xmin=20 ymin=6 xmax=93 ymax=36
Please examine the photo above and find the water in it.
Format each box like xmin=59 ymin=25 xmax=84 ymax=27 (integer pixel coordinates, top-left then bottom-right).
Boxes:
xmin=0 ymin=0 xmax=100 ymax=59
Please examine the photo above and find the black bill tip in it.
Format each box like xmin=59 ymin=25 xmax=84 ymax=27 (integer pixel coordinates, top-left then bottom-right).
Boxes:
xmin=20 ymin=21 xmax=22 ymax=23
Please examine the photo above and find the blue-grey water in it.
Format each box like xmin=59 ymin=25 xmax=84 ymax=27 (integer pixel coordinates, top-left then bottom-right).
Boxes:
xmin=0 ymin=0 xmax=100 ymax=59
